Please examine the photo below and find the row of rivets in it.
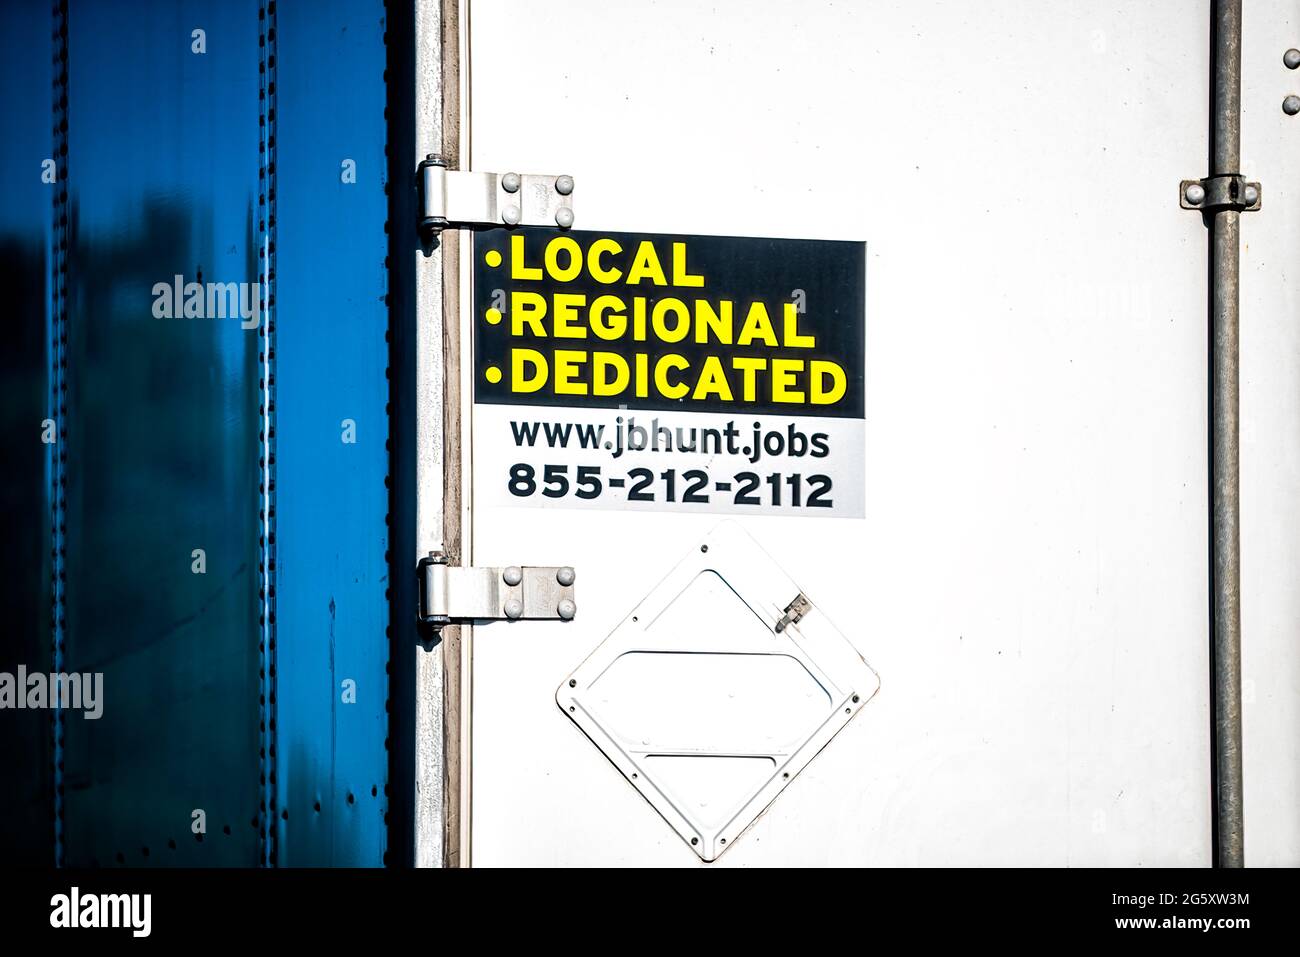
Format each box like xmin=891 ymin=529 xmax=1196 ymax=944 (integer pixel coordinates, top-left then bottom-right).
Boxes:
xmin=1183 ymin=181 xmax=1259 ymax=208
xmin=1284 ymin=49 xmax=1300 ymax=113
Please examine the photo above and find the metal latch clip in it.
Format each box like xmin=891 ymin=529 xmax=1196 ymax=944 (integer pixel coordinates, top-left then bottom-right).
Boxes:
xmin=774 ymin=593 xmax=812 ymax=634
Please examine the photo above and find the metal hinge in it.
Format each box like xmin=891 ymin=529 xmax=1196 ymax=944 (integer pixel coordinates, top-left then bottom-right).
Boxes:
xmin=418 ymin=156 xmax=575 ymax=235
xmin=418 ymin=551 xmax=577 ymax=631
xmin=774 ymin=593 xmax=812 ymax=634
xmin=1180 ymin=174 xmax=1262 ymax=213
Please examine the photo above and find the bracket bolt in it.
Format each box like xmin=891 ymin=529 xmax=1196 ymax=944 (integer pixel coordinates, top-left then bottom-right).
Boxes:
xmin=555 ymin=207 xmax=574 ymax=229
xmin=1243 ymin=184 xmax=1260 ymax=206
xmin=1284 ymin=95 xmax=1300 ymax=115
xmin=556 ymin=566 xmax=575 ymax=586
xmin=1286 ymin=49 xmax=1300 ymax=70
xmin=502 ymin=205 xmax=521 ymax=226
xmin=1184 ymin=183 xmax=1206 ymax=206
xmin=555 ymin=174 xmax=574 ymax=196
xmin=557 ymin=598 xmax=576 ymax=621
xmin=503 ymin=566 xmax=523 ymax=586
xmin=504 ymin=598 xmax=523 ymax=620
xmin=501 ymin=172 xmax=521 ymax=193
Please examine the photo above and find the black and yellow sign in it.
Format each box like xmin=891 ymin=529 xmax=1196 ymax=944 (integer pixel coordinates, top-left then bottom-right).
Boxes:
xmin=473 ymin=229 xmax=865 ymax=418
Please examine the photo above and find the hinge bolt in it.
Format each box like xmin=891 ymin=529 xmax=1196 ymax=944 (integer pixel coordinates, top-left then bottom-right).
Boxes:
xmin=557 ymin=598 xmax=577 ymax=621
xmin=1243 ymin=184 xmax=1260 ymax=206
xmin=1285 ymin=49 xmax=1300 ymax=70
xmin=503 ymin=566 xmax=523 ymax=586
xmin=556 ymin=566 xmax=575 ymax=586
xmin=1284 ymin=94 xmax=1300 ymax=115
xmin=502 ymin=172 xmax=521 ymax=193
xmin=555 ymin=207 xmax=574 ymax=229
xmin=504 ymin=598 xmax=523 ymax=620
xmin=502 ymin=205 xmax=521 ymax=226
xmin=555 ymin=174 xmax=574 ymax=196
xmin=1184 ymin=183 xmax=1206 ymax=206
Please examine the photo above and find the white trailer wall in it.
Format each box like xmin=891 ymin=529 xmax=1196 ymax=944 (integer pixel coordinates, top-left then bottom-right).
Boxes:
xmin=454 ymin=0 xmax=1297 ymax=866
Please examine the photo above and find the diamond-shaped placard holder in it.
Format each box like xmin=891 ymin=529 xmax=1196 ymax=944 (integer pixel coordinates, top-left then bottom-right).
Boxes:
xmin=557 ymin=520 xmax=880 ymax=862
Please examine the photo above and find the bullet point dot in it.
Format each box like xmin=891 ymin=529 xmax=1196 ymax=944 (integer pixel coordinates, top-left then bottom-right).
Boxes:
xmin=484 ymin=249 xmax=502 ymax=268
xmin=485 ymin=365 xmax=503 ymax=384
xmin=485 ymin=307 xmax=502 ymax=324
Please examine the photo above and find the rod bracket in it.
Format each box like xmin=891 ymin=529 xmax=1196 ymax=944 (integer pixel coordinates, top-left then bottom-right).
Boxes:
xmin=1180 ymin=174 xmax=1262 ymax=213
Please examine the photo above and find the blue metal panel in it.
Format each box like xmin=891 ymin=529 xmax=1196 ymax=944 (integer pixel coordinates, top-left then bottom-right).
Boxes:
xmin=62 ymin=0 xmax=265 ymax=867
xmin=272 ymin=0 xmax=391 ymax=865
xmin=0 ymin=0 xmax=392 ymax=868
xmin=0 ymin=1 xmax=57 ymax=867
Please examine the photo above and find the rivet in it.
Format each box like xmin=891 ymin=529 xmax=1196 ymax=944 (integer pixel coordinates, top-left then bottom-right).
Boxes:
xmin=1243 ymin=184 xmax=1260 ymax=206
xmin=1285 ymin=49 xmax=1300 ymax=70
xmin=555 ymin=206 xmax=574 ymax=229
xmin=557 ymin=598 xmax=576 ymax=620
xmin=555 ymin=174 xmax=574 ymax=195
xmin=1284 ymin=94 xmax=1300 ymax=115
xmin=556 ymin=566 xmax=575 ymax=586
xmin=504 ymin=598 xmax=523 ymax=620
xmin=501 ymin=172 xmax=521 ymax=193
xmin=1184 ymin=183 xmax=1206 ymax=206
xmin=502 ymin=205 xmax=521 ymax=226
xmin=503 ymin=566 xmax=523 ymax=586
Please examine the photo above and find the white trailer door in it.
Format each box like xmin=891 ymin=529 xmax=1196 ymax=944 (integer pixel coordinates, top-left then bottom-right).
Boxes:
xmin=456 ymin=0 xmax=1300 ymax=866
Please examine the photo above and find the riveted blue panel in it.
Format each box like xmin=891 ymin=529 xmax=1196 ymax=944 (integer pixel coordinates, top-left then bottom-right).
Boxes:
xmin=0 ymin=0 xmax=392 ymax=868
xmin=270 ymin=0 xmax=390 ymax=866
xmin=62 ymin=0 xmax=264 ymax=866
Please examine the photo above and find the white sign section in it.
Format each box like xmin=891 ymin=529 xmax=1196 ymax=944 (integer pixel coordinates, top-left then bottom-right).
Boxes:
xmin=557 ymin=521 xmax=881 ymax=861
xmin=473 ymin=228 xmax=865 ymax=517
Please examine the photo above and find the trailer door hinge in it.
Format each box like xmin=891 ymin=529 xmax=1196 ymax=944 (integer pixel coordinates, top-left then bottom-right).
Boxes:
xmin=418 ymin=551 xmax=577 ymax=631
xmin=1180 ymin=174 xmax=1261 ymax=213
xmin=418 ymin=156 xmax=575 ymax=234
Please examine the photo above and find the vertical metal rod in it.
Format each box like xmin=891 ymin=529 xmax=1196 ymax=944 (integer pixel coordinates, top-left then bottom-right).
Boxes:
xmin=413 ymin=0 xmax=450 ymax=869
xmin=1210 ymin=0 xmax=1244 ymax=868
xmin=440 ymin=0 xmax=469 ymax=869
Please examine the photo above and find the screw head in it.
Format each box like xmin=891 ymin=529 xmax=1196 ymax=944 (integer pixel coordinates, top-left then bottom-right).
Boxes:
xmin=556 ymin=598 xmax=576 ymax=621
xmin=1184 ymin=183 xmax=1206 ymax=206
xmin=1243 ymin=184 xmax=1260 ymax=206
xmin=1284 ymin=94 xmax=1300 ymax=115
xmin=501 ymin=172 xmax=521 ymax=193
xmin=556 ymin=566 xmax=575 ymax=587
xmin=1286 ymin=49 xmax=1300 ymax=70
xmin=502 ymin=205 xmax=521 ymax=226
xmin=503 ymin=565 xmax=523 ymax=586
xmin=555 ymin=206 xmax=574 ymax=229
xmin=555 ymin=174 xmax=574 ymax=196
xmin=504 ymin=598 xmax=523 ymax=620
